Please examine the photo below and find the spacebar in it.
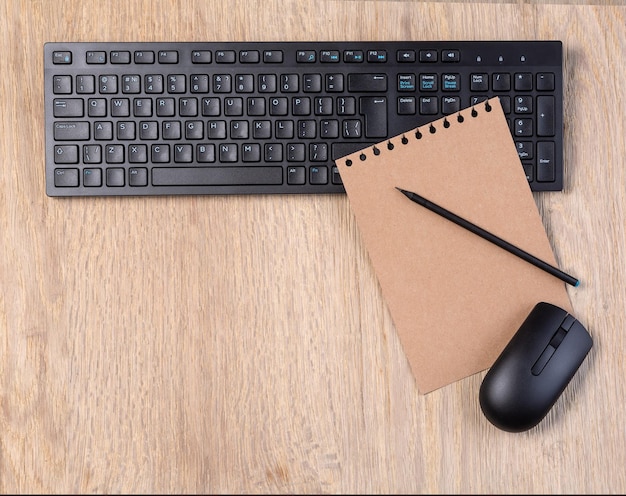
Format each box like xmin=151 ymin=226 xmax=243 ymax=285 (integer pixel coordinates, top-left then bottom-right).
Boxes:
xmin=152 ymin=167 xmax=283 ymax=186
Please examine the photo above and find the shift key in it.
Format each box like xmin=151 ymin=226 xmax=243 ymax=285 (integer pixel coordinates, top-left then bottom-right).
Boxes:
xmin=54 ymin=121 xmax=90 ymax=140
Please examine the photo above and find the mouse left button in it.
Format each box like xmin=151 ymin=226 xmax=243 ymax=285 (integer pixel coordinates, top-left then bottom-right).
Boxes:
xmin=531 ymin=344 xmax=556 ymax=375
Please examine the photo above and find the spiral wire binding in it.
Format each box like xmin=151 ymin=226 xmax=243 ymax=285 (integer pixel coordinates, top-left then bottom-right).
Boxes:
xmin=344 ymin=99 xmax=494 ymax=167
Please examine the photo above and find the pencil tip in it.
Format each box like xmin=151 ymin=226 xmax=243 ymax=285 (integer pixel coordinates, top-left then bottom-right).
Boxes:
xmin=396 ymin=187 xmax=409 ymax=196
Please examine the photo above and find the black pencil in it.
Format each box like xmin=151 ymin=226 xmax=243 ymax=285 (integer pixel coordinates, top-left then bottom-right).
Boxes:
xmin=396 ymin=187 xmax=580 ymax=287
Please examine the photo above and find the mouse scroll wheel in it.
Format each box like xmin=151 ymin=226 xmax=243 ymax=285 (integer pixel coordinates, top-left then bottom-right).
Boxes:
xmin=549 ymin=314 xmax=576 ymax=349
xmin=549 ymin=327 xmax=568 ymax=349
xmin=531 ymin=314 xmax=575 ymax=376
xmin=560 ymin=314 xmax=576 ymax=331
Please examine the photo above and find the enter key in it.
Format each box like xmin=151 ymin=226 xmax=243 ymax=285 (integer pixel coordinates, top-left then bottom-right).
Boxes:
xmin=537 ymin=141 xmax=555 ymax=182
xmin=360 ymin=97 xmax=387 ymax=138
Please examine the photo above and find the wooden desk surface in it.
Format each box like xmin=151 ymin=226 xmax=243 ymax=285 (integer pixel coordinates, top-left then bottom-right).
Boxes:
xmin=1 ymin=0 xmax=624 ymax=493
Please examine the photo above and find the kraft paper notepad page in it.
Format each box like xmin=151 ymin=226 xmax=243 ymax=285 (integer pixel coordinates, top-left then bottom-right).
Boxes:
xmin=336 ymin=98 xmax=571 ymax=394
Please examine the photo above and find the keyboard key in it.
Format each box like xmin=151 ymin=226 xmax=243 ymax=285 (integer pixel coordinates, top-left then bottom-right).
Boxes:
xmin=492 ymin=73 xmax=511 ymax=91
xmin=360 ymin=97 xmax=387 ymax=138
xmin=471 ymin=73 xmax=488 ymax=91
xmin=420 ymin=74 xmax=437 ymax=91
xmin=53 ymin=51 xmax=72 ymax=64
xmin=515 ymin=141 xmax=534 ymax=160
xmin=332 ymin=143 xmax=372 ymax=160
xmin=397 ymin=50 xmax=416 ymax=62
xmin=515 ymin=96 xmax=533 ymax=114
xmin=258 ymin=74 xmax=276 ymax=92
xmin=442 ymin=73 xmax=460 ymax=91
xmin=310 ymin=166 xmax=328 ymax=184
xmin=442 ymin=96 xmax=460 ymax=114
xmin=145 ymin=75 xmax=163 ymax=93
xmin=129 ymin=167 xmax=148 ymax=186
xmin=105 ymin=144 xmax=124 ymax=163
xmin=192 ymin=50 xmax=212 ymax=63
xmin=151 ymin=144 xmax=170 ymax=163
xmin=537 ymin=96 xmax=555 ymax=136
xmin=83 ymin=168 xmax=102 ymax=187
xmin=348 ymin=73 xmax=387 ymax=92
xmin=398 ymin=74 xmax=416 ymax=91
xmin=53 ymin=75 xmax=72 ymax=94
xmin=398 ymin=96 xmax=416 ymax=115
xmin=134 ymin=51 xmax=155 ymax=64
xmin=216 ymin=50 xmax=236 ymax=63
xmin=53 ymin=98 xmax=83 ymax=117
xmin=54 ymin=121 xmax=90 ymax=140
xmin=86 ymin=51 xmax=106 ymax=64
xmin=99 ymin=75 xmax=118 ymax=94
xmin=420 ymin=97 xmax=438 ymax=115
xmin=287 ymin=166 xmax=306 ymax=185
xmin=263 ymin=50 xmax=283 ymax=63
xmin=122 ymin=75 xmax=141 ymax=94
xmin=54 ymin=168 xmax=79 ymax=187
xmin=83 ymin=145 xmax=102 ymax=163
xmin=320 ymin=50 xmax=340 ymax=63
xmin=367 ymin=50 xmax=387 ymax=63
xmin=76 ymin=75 xmax=95 ymax=94
xmin=537 ymin=73 xmax=555 ymax=91
xmin=326 ymin=74 xmax=343 ymax=92
xmin=342 ymin=120 xmax=361 ymax=138
xmin=537 ymin=141 xmax=555 ymax=182
xmin=441 ymin=50 xmax=460 ymax=62
xmin=167 ymin=75 xmax=185 ymax=93
xmin=129 ymin=144 xmax=148 ymax=162
xmin=419 ymin=50 xmax=437 ymax=62
xmin=152 ymin=167 xmax=283 ymax=186
xmin=343 ymin=50 xmax=364 ymax=63
xmin=158 ymin=50 xmax=178 ymax=64
xmin=522 ymin=163 xmax=534 ymax=183
xmin=110 ymin=51 xmax=131 ymax=64
xmin=331 ymin=166 xmax=342 ymax=184
xmin=514 ymin=118 xmax=533 ymax=137
xmin=106 ymin=167 xmax=125 ymax=186
xmin=240 ymin=50 xmax=260 ymax=63
xmin=54 ymin=145 xmax=79 ymax=164
xmin=515 ymin=73 xmax=533 ymax=91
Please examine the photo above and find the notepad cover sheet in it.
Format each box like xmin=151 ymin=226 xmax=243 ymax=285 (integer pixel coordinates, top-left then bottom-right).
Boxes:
xmin=336 ymin=98 xmax=571 ymax=393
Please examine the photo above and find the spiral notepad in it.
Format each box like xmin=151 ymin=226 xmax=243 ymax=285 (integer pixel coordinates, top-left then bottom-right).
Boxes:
xmin=337 ymin=98 xmax=571 ymax=393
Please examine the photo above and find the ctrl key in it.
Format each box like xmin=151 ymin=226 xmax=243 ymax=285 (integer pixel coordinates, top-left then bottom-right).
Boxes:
xmin=54 ymin=168 xmax=79 ymax=187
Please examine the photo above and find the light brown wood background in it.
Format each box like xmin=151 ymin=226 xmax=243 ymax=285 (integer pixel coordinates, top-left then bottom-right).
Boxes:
xmin=1 ymin=0 xmax=624 ymax=493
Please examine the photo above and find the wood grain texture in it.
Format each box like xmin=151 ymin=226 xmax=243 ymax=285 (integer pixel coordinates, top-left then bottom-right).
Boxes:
xmin=1 ymin=0 xmax=625 ymax=493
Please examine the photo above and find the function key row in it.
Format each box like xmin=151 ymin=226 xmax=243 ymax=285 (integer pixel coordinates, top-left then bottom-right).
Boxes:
xmin=52 ymin=48 xmax=464 ymax=66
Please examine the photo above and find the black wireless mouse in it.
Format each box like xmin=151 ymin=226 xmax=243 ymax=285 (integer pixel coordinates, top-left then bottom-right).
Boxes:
xmin=479 ymin=302 xmax=592 ymax=432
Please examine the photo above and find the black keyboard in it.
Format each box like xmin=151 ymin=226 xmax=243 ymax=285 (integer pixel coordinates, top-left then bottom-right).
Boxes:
xmin=44 ymin=41 xmax=563 ymax=196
